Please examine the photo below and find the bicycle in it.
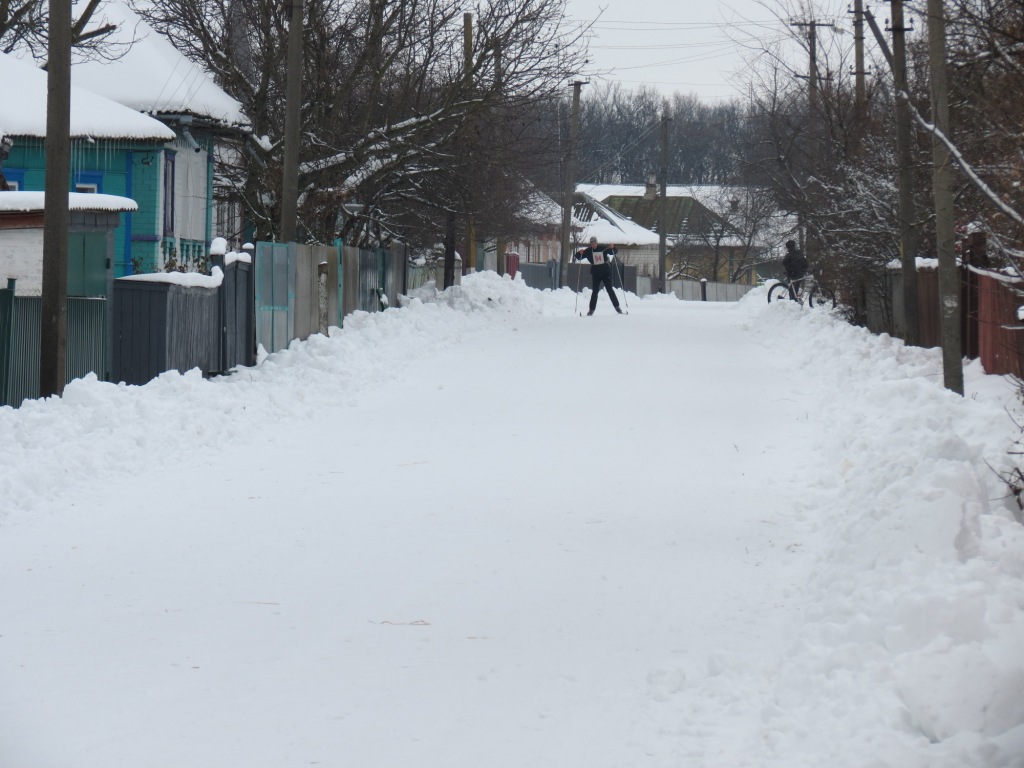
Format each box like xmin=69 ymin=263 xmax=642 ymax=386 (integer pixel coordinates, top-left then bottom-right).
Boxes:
xmin=767 ymin=273 xmax=836 ymax=308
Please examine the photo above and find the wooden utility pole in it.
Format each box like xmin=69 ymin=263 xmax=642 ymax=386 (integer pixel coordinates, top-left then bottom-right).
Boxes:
xmin=790 ymin=19 xmax=835 ymax=266
xmin=559 ymin=81 xmax=584 ymax=289
xmin=926 ymin=0 xmax=963 ymax=394
xmin=658 ymin=109 xmax=669 ymax=292
xmin=864 ymin=8 xmax=921 ymax=345
xmin=40 ymin=0 xmax=72 ymax=398
xmin=890 ymin=0 xmax=920 ymax=346
xmin=464 ymin=12 xmax=475 ymax=273
xmin=279 ymin=0 xmax=303 ymax=243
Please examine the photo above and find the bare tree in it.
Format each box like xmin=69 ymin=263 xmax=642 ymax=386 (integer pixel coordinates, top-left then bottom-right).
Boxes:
xmin=138 ymin=0 xmax=588 ymax=250
xmin=2 ymin=0 xmax=124 ymax=59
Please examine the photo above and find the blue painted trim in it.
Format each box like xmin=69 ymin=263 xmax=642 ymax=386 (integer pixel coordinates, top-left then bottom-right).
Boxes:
xmin=124 ymin=152 xmax=134 ymax=275
xmin=2 ymin=168 xmax=26 ymax=189
xmin=73 ymin=170 xmax=104 ymax=193
xmin=131 ymin=234 xmax=161 ymax=243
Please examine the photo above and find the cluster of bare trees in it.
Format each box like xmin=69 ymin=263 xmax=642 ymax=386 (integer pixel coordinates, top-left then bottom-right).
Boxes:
xmin=573 ymin=83 xmax=753 ymax=186
xmin=732 ymin=0 xmax=1024 ymax=319
xmin=130 ymin=0 xmax=589 ymax=253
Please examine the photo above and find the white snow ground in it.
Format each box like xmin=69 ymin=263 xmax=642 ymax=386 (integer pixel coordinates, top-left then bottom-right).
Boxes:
xmin=1 ymin=273 xmax=1023 ymax=768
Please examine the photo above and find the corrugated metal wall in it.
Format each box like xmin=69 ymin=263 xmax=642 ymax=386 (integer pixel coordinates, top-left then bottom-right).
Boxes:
xmin=255 ymin=242 xmax=294 ymax=355
xmin=517 ymin=261 xmax=559 ymax=291
xmin=221 ymin=260 xmax=255 ymax=371
xmin=112 ymin=281 xmax=219 ymax=386
xmin=0 ymin=290 xmax=106 ymax=407
xmin=293 ymin=244 xmax=339 ymax=342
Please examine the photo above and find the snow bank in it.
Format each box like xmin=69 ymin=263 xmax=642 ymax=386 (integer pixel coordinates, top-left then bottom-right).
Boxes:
xmin=728 ymin=292 xmax=1024 ymax=767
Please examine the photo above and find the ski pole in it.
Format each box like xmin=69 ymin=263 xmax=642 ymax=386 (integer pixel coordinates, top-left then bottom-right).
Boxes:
xmin=613 ymin=256 xmax=629 ymax=313
xmin=573 ymin=247 xmax=581 ymax=314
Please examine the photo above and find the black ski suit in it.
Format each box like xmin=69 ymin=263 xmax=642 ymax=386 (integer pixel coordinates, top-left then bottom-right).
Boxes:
xmin=576 ymin=244 xmax=622 ymax=314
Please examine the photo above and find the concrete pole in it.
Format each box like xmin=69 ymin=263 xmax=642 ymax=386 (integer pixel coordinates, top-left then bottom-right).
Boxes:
xmin=926 ymin=0 xmax=963 ymax=394
xmin=40 ymin=0 xmax=72 ymax=398
xmin=854 ymin=0 xmax=866 ymax=119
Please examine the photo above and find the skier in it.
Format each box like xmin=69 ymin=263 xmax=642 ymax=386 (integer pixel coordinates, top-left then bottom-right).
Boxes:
xmin=574 ymin=236 xmax=623 ymax=316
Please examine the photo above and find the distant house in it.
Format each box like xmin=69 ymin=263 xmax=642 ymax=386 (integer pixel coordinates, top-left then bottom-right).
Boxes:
xmin=505 ymin=190 xmax=563 ymax=264
xmin=573 ymin=193 xmax=661 ymax=275
xmin=578 ymin=183 xmax=793 ymax=283
xmin=0 ymin=52 xmax=174 ymax=281
xmin=9 ymin=0 xmax=250 ymax=275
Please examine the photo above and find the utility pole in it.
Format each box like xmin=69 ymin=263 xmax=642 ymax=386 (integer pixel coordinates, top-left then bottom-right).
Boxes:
xmin=926 ymin=0 xmax=963 ymax=394
xmin=464 ymin=12 xmax=475 ymax=273
xmin=658 ymin=109 xmax=669 ymax=292
xmin=559 ymin=81 xmax=584 ymax=289
xmin=279 ymin=0 xmax=303 ymax=243
xmin=890 ymin=0 xmax=920 ymax=346
xmin=852 ymin=0 xmax=867 ymax=120
xmin=40 ymin=0 xmax=72 ymax=398
xmin=790 ymin=18 xmax=836 ymax=267
xmin=864 ymin=8 xmax=921 ymax=346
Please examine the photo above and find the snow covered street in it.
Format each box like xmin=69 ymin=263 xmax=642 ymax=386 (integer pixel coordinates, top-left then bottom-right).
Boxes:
xmin=1 ymin=273 xmax=1023 ymax=767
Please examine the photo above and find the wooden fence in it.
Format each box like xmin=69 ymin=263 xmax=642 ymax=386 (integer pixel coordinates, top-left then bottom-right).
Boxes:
xmin=867 ymin=264 xmax=1024 ymax=377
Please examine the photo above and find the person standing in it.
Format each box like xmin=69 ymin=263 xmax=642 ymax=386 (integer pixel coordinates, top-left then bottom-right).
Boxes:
xmin=782 ymin=239 xmax=809 ymax=299
xmin=574 ymin=236 xmax=623 ymax=315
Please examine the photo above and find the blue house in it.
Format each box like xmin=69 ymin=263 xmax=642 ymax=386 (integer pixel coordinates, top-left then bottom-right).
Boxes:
xmin=5 ymin=0 xmax=250 ymax=276
xmin=0 ymin=52 xmax=175 ymax=283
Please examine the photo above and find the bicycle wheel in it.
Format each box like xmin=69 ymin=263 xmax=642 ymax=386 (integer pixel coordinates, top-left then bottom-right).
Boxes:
xmin=768 ymin=282 xmax=793 ymax=304
xmin=808 ymin=286 xmax=837 ymax=308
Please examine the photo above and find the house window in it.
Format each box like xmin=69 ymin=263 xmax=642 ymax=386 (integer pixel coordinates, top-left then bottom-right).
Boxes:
xmin=73 ymin=171 xmax=103 ymax=194
xmin=2 ymin=168 xmax=25 ymax=191
xmin=163 ymin=152 xmax=176 ymax=236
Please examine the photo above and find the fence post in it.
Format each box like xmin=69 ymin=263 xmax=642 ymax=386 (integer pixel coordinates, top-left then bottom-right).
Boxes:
xmin=0 ymin=279 xmax=15 ymax=405
xmin=700 ymin=278 xmax=707 ymax=302
xmin=317 ymin=261 xmax=328 ymax=335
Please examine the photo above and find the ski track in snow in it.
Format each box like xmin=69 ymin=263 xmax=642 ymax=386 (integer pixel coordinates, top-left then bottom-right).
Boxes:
xmin=1 ymin=272 xmax=1023 ymax=768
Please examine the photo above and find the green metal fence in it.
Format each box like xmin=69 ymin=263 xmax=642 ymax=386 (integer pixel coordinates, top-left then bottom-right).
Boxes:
xmin=0 ymin=282 xmax=107 ymax=408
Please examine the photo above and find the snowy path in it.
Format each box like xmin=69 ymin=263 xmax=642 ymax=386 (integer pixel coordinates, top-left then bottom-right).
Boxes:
xmin=1 ymin=275 xmax=1022 ymax=768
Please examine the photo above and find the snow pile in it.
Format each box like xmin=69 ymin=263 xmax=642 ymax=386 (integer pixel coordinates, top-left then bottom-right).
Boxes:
xmin=730 ymin=295 xmax=1024 ymax=767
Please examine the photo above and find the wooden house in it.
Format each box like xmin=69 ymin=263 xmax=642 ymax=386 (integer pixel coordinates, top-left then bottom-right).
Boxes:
xmin=6 ymin=0 xmax=250 ymax=276
xmin=0 ymin=52 xmax=174 ymax=284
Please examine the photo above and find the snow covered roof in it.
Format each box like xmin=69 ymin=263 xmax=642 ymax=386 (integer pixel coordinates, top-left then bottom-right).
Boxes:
xmin=575 ymin=194 xmax=661 ymax=246
xmin=519 ymin=190 xmax=563 ymax=228
xmin=0 ymin=52 xmax=174 ymax=141
xmin=0 ymin=191 xmax=138 ymax=213
xmin=66 ymin=0 xmax=247 ymax=129
xmin=579 ymin=183 xmax=747 ymax=203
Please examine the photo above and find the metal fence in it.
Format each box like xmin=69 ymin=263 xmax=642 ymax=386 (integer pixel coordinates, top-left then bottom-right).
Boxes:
xmin=0 ymin=281 xmax=107 ymax=407
xmin=220 ymin=259 xmax=255 ymax=372
xmin=111 ymin=259 xmax=255 ymax=387
xmin=665 ymin=279 xmax=755 ymax=302
xmin=254 ymin=242 xmax=294 ymax=355
xmin=112 ymin=280 xmax=220 ymax=386
xmin=517 ymin=260 xmax=560 ymax=291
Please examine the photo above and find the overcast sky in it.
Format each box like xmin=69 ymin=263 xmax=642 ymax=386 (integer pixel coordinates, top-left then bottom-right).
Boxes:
xmin=563 ymin=0 xmax=849 ymax=103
